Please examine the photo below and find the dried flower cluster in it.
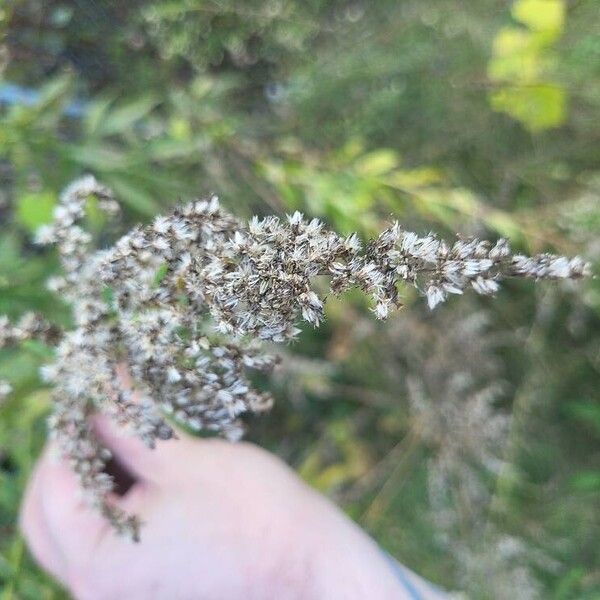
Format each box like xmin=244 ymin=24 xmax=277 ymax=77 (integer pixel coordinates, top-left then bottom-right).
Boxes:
xmin=0 ymin=176 xmax=591 ymax=539
xmin=379 ymin=308 xmax=556 ymax=597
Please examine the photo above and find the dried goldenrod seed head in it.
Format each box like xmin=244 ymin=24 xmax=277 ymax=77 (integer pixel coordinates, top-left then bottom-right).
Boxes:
xmin=0 ymin=176 xmax=591 ymax=539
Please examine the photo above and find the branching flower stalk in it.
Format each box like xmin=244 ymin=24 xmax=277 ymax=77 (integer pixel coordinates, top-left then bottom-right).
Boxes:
xmin=0 ymin=176 xmax=591 ymax=540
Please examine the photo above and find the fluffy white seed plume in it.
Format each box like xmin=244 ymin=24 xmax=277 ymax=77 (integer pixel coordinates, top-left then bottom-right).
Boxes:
xmin=0 ymin=176 xmax=591 ymax=540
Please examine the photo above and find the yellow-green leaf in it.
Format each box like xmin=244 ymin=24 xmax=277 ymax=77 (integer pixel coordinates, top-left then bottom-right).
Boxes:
xmin=15 ymin=191 xmax=56 ymax=232
xmin=488 ymin=28 xmax=540 ymax=82
xmin=354 ymin=150 xmax=398 ymax=177
xmin=512 ymin=0 xmax=565 ymax=38
xmin=489 ymin=84 xmax=566 ymax=132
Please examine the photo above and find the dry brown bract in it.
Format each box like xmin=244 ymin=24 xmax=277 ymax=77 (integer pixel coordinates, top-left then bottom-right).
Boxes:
xmin=0 ymin=176 xmax=591 ymax=539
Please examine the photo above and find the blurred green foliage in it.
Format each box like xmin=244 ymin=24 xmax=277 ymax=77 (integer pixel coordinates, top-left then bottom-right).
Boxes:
xmin=0 ymin=0 xmax=599 ymax=597
xmin=488 ymin=0 xmax=567 ymax=132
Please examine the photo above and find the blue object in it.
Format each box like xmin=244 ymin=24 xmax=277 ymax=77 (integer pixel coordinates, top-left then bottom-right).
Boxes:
xmin=0 ymin=82 xmax=87 ymax=117
xmin=384 ymin=553 xmax=448 ymax=599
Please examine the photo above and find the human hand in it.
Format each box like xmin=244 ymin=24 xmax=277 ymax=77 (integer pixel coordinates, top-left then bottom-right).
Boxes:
xmin=20 ymin=416 xmax=428 ymax=599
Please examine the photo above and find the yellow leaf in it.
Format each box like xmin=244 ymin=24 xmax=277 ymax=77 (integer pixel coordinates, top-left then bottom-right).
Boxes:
xmin=492 ymin=27 xmax=532 ymax=57
xmin=512 ymin=0 xmax=565 ymax=38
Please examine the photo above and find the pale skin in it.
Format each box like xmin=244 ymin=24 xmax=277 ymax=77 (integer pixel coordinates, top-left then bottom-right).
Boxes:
xmin=20 ymin=416 xmax=443 ymax=599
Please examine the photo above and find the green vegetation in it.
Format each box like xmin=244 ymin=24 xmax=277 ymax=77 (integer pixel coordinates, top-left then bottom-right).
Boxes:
xmin=1 ymin=1 xmax=599 ymax=597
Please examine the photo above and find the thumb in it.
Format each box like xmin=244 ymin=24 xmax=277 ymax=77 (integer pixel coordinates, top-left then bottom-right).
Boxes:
xmin=20 ymin=449 xmax=70 ymax=586
xmin=20 ymin=445 xmax=113 ymax=585
xmin=20 ymin=416 xmax=167 ymax=578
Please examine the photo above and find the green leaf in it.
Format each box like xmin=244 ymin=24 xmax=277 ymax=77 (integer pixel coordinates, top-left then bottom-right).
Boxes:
xmin=103 ymin=175 xmax=160 ymax=215
xmin=100 ymin=286 xmax=117 ymax=316
xmin=144 ymin=138 xmax=204 ymax=161
xmin=15 ymin=191 xmax=56 ymax=232
xmin=35 ymin=75 xmax=73 ymax=110
xmin=354 ymin=150 xmax=398 ymax=177
xmin=84 ymin=95 xmax=116 ymax=137
xmin=84 ymin=195 xmax=107 ymax=232
xmin=153 ymin=263 xmax=169 ymax=286
xmin=570 ymin=471 xmax=600 ymax=492
xmin=67 ymin=144 xmax=130 ymax=170
xmin=567 ymin=401 xmax=600 ymax=437
xmin=554 ymin=567 xmax=585 ymax=600
xmin=96 ymin=96 xmax=157 ymax=137
xmin=21 ymin=340 xmax=55 ymax=360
